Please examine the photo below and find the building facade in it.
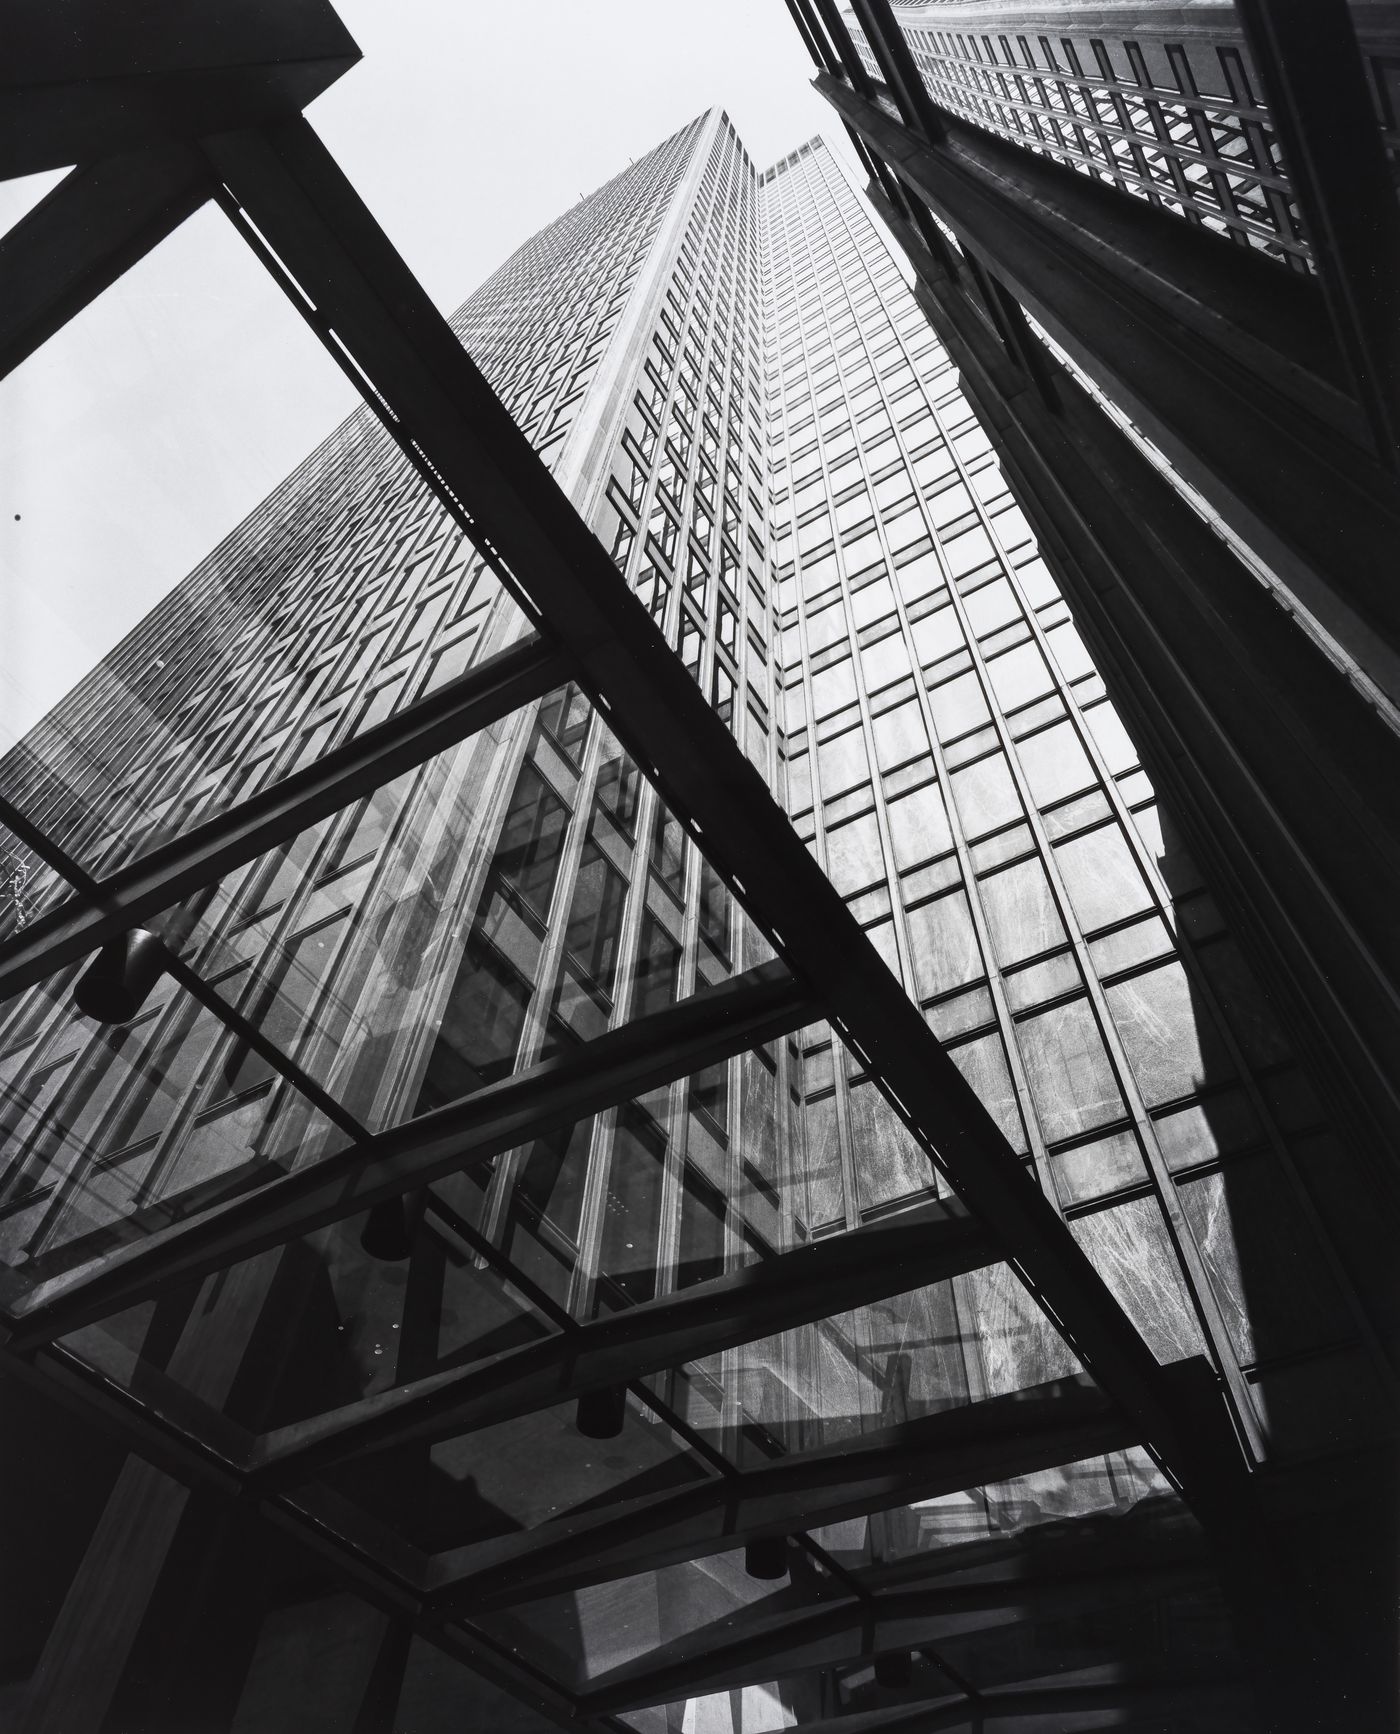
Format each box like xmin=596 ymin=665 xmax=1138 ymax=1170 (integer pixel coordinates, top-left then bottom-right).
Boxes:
xmin=0 ymin=104 xmax=1388 ymax=1731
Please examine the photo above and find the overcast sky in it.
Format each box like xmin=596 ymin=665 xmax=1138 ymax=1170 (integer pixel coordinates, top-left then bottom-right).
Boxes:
xmin=0 ymin=1 xmax=855 ymax=746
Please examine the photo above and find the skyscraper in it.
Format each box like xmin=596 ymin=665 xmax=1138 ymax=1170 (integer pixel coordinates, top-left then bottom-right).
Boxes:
xmin=1 ymin=85 xmax=1390 ymax=1734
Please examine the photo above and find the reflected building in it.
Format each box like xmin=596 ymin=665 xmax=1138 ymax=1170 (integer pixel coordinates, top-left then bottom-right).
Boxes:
xmin=0 ymin=106 xmax=1389 ymax=1732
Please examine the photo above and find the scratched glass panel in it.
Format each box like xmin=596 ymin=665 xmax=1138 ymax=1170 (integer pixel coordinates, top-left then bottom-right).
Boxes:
xmin=1069 ymin=1195 xmax=1206 ymax=1364
xmin=1050 ymin=1128 xmax=1149 ymax=1207
xmin=946 ymin=1029 xmax=1027 ymax=1152
xmin=1015 ymin=998 xmax=1125 ymax=1143
xmin=859 ymin=1445 xmax=1178 ymax=1570
xmin=0 ymin=820 xmax=80 ymax=945
xmin=905 ymin=890 xmax=983 ymax=1001
xmin=885 ymin=780 xmax=953 ymax=869
xmin=824 ymin=809 xmax=885 ymax=895
xmin=1015 ymin=719 xmax=1097 ymax=809
xmin=1053 ymin=822 xmax=1154 ymax=934
xmin=978 ymin=856 xmax=1067 ymax=968
xmin=1105 ymin=961 xmax=1236 ymax=1108
xmin=948 ymin=752 xmax=1022 ymax=839
xmin=849 ymin=1078 xmax=936 ymax=1211
xmin=474 ymin=1545 xmax=844 ymax=1693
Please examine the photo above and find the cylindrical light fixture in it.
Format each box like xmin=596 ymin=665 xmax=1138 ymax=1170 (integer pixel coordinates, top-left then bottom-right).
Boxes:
xmin=73 ymin=929 xmax=166 ymax=1023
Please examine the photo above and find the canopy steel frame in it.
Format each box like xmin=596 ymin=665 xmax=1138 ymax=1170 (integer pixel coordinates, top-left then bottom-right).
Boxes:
xmin=183 ymin=113 xmax=1231 ymax=1520
xmin=0 ymin=10 xmax=1278 ymax=1723
xmin=4 ymin=958 xmax=818 ymax=1347
xmin=247 ymin=1197 xmax=994 ymax=1487
xmin=424 ymin=1372 xmax=1155 ymax=1614
xmin=580 ymin=1555 xmax=1216 ymax=1715
xmin=0 ymin=633 xmax=570 ymax=1001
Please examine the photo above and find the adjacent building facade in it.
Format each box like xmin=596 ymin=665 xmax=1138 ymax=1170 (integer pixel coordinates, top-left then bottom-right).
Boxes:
xmin=0 ymin=104 xmax=1388 ymax=1731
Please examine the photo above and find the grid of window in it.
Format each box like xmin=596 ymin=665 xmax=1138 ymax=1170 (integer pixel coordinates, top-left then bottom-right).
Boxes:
xmin=759 ymin=137 xmax=1376 ymax=1455
xmin=851 ymin=7 xmax=1315 ymax=271
xmin=0 ymin=119 xmax=724 ymax=1296
xmin=1 ymin=100 xmax=1389 ymax=1728
xmin=0 ymin=109 xmax=1383 ymax=1556
xmin=0 ymin=120 xmax=705 ymax=947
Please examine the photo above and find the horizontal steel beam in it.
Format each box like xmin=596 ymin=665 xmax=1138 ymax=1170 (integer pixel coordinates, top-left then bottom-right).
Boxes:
xmin=581 ymin=1552 xmax=1212 ymax=1713
xmin=0 ymin=634 xmax=570 ymax=1003
xmin=729 ymin=1671 xmax=1251 ymax=1734
xmin=426 ymin=1372 xmax=1145 ymax=1613
xmin=1 ymin=0 xmax=359 ymax=177
xmin=818 ymin=73 xmax=1400 ymax=681
xmin=0 ymin=145 xmax=213 ymax=383
xmin=247 ymin=1199 xmax=994 ymax=1486
xmin=206 ymin=113 xmax=1209 ymax=1517
xmin=2 ymin=960 xmax=817 ymax=1349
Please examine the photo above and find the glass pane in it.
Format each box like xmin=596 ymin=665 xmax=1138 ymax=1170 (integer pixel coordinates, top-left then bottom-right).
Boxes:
xmin=1069 ymin=1196 xmax=1206 ymax=1364
xmin=0 ymin=205 xmax=534 ymax=880
xmin=1105 ymin=962 xmax=1235 ymax=1108
xmin=979 ymin=856 xmax=1066 ymax=967
xmin=0 ymin=819 xmax=79 ymax=945
xmin=665 ymin=1260 xmax=1083 ymax=1473
xmin=905 ymin=890 xmax=983 ymax=1000
xmin=1015 ymin=998 xmax=1125 ymax=1143
xmin=1053 ymin=823 xmax=1153 ymax=933
xmin=851 ymin=1445 xmax=1178 ymax=1571
xmin=1016 ymin=721 xmax=1096 ymax=809
xmin=1050 ymin=1128 xmax=1148 ymax=1207
xmin=0 ymin=964 xmax=349 ymax=1296
xmin=322 ymin=1394 xmax=711 ymax=1556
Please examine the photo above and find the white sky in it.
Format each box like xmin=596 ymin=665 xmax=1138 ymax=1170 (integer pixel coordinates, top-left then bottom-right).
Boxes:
xmin=0 ymin=1 xmax=856 ymax=746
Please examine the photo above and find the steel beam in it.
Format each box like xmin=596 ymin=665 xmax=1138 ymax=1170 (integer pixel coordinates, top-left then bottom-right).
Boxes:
xmin=0 ymin=0 xmax=359 ymax=178
xmin=580 ymin=1554 xmax=1212 ymax=1713
xmin=246 ymin=1199 xmax=994 ymax=1486
xmin=1234 ymin=0 xmax=1400 ymax=468
xmin=712 ymin=1673 xmax=1252 ymax=1734
xmin=0 ymin=634 xmax=569 ymax=1004
xmin=817 ymin=74 xmax=1400 ymax=685
xmin=0 ymin=145 xmax=213 ymax=383
xmin=2 ymin=960 xmax=818 ymax=1348
xmin=201 ymin=114 xmax=1214 ymax=1517
xmin=426 ymin=1372 xmax=1145 ymax=1613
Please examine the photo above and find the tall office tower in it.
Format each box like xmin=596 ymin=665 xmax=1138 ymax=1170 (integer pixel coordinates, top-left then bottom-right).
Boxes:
xmin=0 ymin=98 xmax=1389 ymax=1731
xmin=792 ymin=0 xmax=1400 ymax=1222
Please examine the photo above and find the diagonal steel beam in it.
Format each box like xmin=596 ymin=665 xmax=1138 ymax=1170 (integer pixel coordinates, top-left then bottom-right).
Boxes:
xmin=0 ymin=633 xmax=570 ymax=1003
xmin=246 ymin=1198 xmax=994 ymax=1487
xmin=425 ymin=1371 xmax=1152 ymax=1614
xmin=201 ymin=113 xmax=1216 ymax=1518
xmin=0 ymin=144 xmax=213 ymax=383
xmin=1 ymin=960 xmax=817 ymax=1348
